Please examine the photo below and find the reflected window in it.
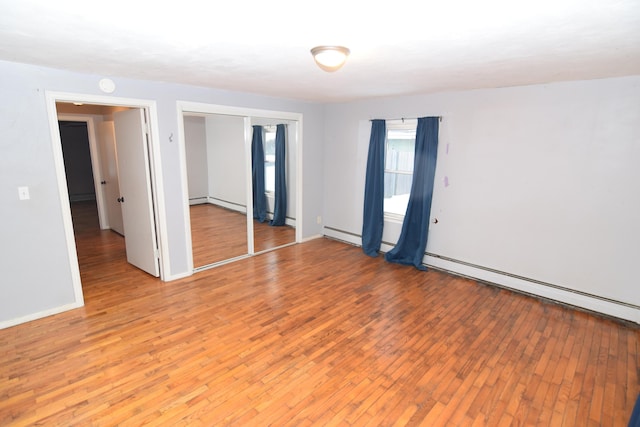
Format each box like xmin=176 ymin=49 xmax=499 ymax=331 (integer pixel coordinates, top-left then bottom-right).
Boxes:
xmin=264 ymin=128 xmax=276 ymax=193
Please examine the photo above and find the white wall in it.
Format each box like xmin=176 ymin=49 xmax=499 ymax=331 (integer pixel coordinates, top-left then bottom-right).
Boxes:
xmin=4 ymin=55 xmax=636 ymax=326
xmin=183 ymin=116 xmax=208 ymax=202
xmin=206 ymin=115 xmax=247 ymax=209
xmin=323 ymin=76 xmax=640 ymax=322
xmin=0 ymin=59 xmax=324 ymax=327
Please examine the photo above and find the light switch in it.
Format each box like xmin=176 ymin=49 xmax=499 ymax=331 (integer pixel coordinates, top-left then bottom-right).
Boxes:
xmin=18 ymin=186 xmax=30 ymax=200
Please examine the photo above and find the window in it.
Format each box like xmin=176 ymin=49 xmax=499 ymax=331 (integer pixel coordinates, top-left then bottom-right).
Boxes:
xmin=384 ymin=120 xmax=416 ymax=217
xmin=264 ymin=127 xmax=276 ymax=193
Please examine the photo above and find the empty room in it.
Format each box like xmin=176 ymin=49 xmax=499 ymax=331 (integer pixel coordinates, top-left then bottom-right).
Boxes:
xmin=1 ymin=0 xmax=639 ymax=425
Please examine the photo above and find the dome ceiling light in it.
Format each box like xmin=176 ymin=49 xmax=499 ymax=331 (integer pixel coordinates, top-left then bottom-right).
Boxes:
xmin=310 ymin=46 xmax=350 ymax=72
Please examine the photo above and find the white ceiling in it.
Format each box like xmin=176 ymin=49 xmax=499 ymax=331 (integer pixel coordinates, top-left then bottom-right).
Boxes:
xmin=1 ymin=0 xmax=639 ymax=102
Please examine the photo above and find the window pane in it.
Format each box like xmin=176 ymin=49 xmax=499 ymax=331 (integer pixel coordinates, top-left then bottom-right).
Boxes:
xmin=387 ymin=141 xmax=414 ymax=171
xmin=264 ymin=131 xmax=276 ymax=156
xmin=384 ymin=193 xmax=410 ymax=216
xmin=384 ymin=172 xmax=413 ymax=197
xmin=384 ymin=123 xmax=415 ymax=216
xmin=384 ymin=172 xmax=411 ymax=215
xmin=264 ymin=130 xmax=276 ymax=193
xmin=265 ymin=163 xmax=275 ymax=192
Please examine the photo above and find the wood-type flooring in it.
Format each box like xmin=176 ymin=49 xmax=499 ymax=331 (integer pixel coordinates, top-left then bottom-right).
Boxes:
xmin=0 ymin=201 xmax=638 ymax=425
xmin=190 ymin=203 xmax=295 ymax=267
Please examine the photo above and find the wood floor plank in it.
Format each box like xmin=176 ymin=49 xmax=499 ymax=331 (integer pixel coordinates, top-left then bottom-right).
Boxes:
xmin=1 ymin=201 xmax=639 ymax=425
xmin=189 ymin=203 xmax=295 ymax=268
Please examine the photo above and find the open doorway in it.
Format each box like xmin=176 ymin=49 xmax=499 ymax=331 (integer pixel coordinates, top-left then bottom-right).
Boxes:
xmin=58 ymin=108 xmax=123 ymax=234
xmin=56 ymin=118 xmax=113 ymax=266
xmin=46 ymin=92 xmax=168 ymax=306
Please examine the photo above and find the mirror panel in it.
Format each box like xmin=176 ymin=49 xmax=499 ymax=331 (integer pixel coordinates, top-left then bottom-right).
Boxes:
xmin=184 ymin=113 xmax=249 ymax=268
xmin=181 ymin=101 xmax=302 ymax=271
xmin=250 ymin=118 xmax=297 ymax=253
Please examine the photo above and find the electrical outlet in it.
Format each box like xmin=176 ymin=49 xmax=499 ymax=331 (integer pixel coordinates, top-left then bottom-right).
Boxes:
xmin=316 ymin=216 xmax=322 ymax=224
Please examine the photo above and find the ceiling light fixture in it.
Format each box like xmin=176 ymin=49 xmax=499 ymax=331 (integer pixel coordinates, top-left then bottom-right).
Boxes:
xmin=310 ymin=46 xmax=350 ymax=72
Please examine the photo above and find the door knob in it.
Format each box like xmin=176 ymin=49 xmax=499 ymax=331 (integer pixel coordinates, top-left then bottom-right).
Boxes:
xmin=101 ymin=180 xmax=106 ymax=185
xmin=117 ymin=197 xmax=125 ymax=203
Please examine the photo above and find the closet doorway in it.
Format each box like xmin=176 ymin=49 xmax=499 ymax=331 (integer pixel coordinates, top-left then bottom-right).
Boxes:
xmin=177 ymin=102 xmax=303 ymax=271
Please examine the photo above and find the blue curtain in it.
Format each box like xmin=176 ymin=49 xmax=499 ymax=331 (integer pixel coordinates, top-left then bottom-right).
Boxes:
xmin=251 ymin=125 xmax=267 ymax=222
xmin=385 ymin=117 xmax=439 ymax=269
xmin=270 ymin=124 xmax=287 ymax=226
xmin=362 ymin=119 xmax=386 ymax=257
xmin=629 ymin=394 xmax=640 ymax=427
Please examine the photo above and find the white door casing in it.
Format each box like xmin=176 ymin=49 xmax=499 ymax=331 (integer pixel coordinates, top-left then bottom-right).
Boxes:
xmin=46 ymin=91 xmax=171 ymax=318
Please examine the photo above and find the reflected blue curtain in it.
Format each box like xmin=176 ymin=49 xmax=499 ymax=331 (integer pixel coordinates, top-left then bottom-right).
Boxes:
xmin=385 ymin=117 xmax=439 ymax=269
xmin=629 ymin=394 xmax=640 ymax=427
xmin=270 ymin=124 xmax=287 ymax=226
xmin=362 ymin=119 xmax=386 ymax=257
xmin=251 ymin=125 xmax=267 ymax=222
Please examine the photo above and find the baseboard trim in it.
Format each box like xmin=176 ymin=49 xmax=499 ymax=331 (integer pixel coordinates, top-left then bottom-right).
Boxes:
xmin=207 ymin=197 xmax=246 ymax=214
xmin=425 ymin=255 xmax=640 ymax=324
xmin=189 ymin=198 xmax=297 ymax=227
xmin=189 ymin=197 xmax=208 ymax=206
xmin=163 ymin=270 xmax=193 ymax=281
xmin=323 ymin=226 xmax=640 ymax=324
xmin=302 ymin=234 xmax=323 ymax=243
xmin=0 ymin=301 xmax=84 ymax=330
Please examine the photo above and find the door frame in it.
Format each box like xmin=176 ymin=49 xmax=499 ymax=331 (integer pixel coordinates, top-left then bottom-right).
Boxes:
xmin=57 ymin=114 xmax=110 ymax=230
xmin=176 ymin=101 xmax=303 ymax=271
xmin=45 ymin=92 xmax=169 ymax=304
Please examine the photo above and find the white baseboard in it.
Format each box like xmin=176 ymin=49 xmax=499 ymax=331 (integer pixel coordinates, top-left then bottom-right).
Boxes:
xmin=203 ymin=198 xmax=296 ymax=227
xmin=189 ymin=197 xmax=208 ymax=206
xmin=323 ymin=226 xmax=640 ymax=324
xmin=0 ymin=301 xmax=84 ymax=330
xmin=208 ymin=197 xmax=246 ymax=214
xmin=163 ymin=270 xmax=193 ymax=281
xmin=302 ymin=234 xmax=323 ymax=243
xmin=425 ymin=255 xmax=640 ymax=324
xmin=323 ymin=227 xmax=361 ymax=246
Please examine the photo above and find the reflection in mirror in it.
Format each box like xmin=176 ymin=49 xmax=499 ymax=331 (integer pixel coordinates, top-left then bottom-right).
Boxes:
xmin=184 ymin=114 xmax=249 ymax=267
xmin=251 ymin=119 xmax=297 ymax=253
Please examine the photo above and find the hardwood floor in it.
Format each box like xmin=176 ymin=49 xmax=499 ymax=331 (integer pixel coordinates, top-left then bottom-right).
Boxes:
xmin=190 ymin=203 xmax=296 ymax=268
xmin=253 ymin=216 xmax=296 ymax=254
xmin=1 ymin=202 xmax=638 ymax=425
xmin=190 ymin=204 xmax=248 ymax=267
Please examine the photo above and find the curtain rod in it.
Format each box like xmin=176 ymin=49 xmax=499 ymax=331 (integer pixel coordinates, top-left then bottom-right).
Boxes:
xmin=257 ymin=124 xmax=285 ymax=128
xmin=370 ymin=116 xmax=442 ymax=122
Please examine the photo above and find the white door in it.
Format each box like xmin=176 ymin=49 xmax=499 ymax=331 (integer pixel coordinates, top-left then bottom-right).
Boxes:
xmin=97 ymin=121 xmax=124 ymax=235
xmin=113 ymin=109 xmax=160 ymax=277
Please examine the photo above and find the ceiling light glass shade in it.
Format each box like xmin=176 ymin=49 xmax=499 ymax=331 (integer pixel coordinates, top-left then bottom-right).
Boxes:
xmin=310 ymin=46 xmax=350 ymax=72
